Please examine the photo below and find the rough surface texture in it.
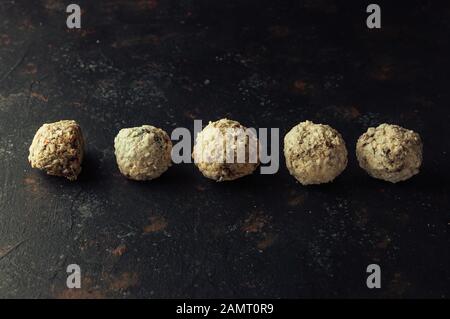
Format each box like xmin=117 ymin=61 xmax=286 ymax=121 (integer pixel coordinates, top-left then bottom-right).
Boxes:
xmin=192 ymin=118 xmax=259 ymax=181
xmin=28 ymin=120 xmax=84 ymax=181
xmin=1 ymin=1 xmax=449 ymax=299
xmin=284 ymin=121 xmax=347 ymax=185
xmin=356 ymin=124 xmax=423 ymax=183
xmin=114 ymin=125 xmax=172 ymax=181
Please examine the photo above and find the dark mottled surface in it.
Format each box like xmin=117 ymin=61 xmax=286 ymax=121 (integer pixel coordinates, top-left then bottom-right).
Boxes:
xmin=0 ymin=0 xmax=449 ymax=298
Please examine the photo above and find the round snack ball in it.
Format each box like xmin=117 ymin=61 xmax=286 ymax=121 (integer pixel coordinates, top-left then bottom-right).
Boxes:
xmin=28 ymin=120 xmax=84 ymax=181
xmin=114 ymin=125 xmax=172 ymax=181
xmin=192 ymin=118 xmax=259 ymax=181
xmin=356 ymin=123 xmax=422 ymax=183
xmin=284 ymin=121 xmax=348 ymax=185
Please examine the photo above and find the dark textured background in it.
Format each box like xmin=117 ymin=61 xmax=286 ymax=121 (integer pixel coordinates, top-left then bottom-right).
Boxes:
xmin=0 ymin=0 xmax=449 ymax=298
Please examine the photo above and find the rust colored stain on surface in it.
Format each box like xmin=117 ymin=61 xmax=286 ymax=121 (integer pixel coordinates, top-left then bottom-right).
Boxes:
xmin=184 ymin=109 xmax=200 ymax=119
xmin=292 ymin=80 xmax=313 ymax=95
xmin=23 ymin=175 xmax=39 ymax=192
xmin=55 ymin=272 xmax=139 ymax=299
xmin=195 ymin=184 xmax=208 ymax=192
xmin=347 ymin=106 xmax=361 ymax=119
xmin=372 ymin=64 xmax=393 ymax=81
xmin=143 ymin=215 xmax=167 ymax=233
xmin=56 ymin=288 xmax=106 ymax=299
xmin=108 ymin=272 xmax=139 ymax=291
xmin=18 ymin=18 xmax=34 ymax=30
xmin=256 ymin=233 xmax=277 ymax=251
xmin=287 ymin=194 xmax=306 ymax=207
xmin=336 ymin=105 xmax=361 ymax=120
xmin=137 ymin=0 xmax=158 ymax=10
xmin=1 ymin=34 xmax=11 ymax=46
xmin=111 ymin=244 xmax=127 ymax=257
xmin=31 ymin=92 xmax=48 ymax=102
xmin=241 ymin=212 xmax=270 ymax=234
xmin=55 ymin=277 xmax=106 ymax=299
xmin=24 ymin=63 xmax=37 ymax=75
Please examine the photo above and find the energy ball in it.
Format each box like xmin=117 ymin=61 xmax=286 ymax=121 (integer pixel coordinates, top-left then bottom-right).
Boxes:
xmin=192 ymin=118 xmax=259 ymax=181
xmin=356 ymin=123 xmax=423 ymax=183
xmin=114 ymin=125 xmax=172 ymax=181
xmin=28 ymin=120 xmax=84 ymax=181
xmin=284 ymin=121 xmax=348 ymax=185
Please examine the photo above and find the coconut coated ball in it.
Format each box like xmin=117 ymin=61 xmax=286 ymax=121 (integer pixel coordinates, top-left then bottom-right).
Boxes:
xmin=114 ymin=125 xmax=172 ymax=181
xmin=192 ymin=118 xmax=259 ymax=181
xmin=356 ymin=123 xmax=422 ymax=183
xmin=284 ymin=121 xmax=348 ymax=185
xmin=28 ymin=120 xmax=84 ymax=181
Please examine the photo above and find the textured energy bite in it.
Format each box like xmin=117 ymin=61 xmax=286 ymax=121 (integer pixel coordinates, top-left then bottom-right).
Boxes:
xmin=192 ymin=118 xmax=259 ymax=181
xmin=28 ymin=120 xmax=84 ymax=181
xmin=284 ymin=121 xmax=348 ymax=185
xmin=356 ymin=123 xmax=423 ymax=183
xmin=114 ymin=125 xmax=172 ymax=181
